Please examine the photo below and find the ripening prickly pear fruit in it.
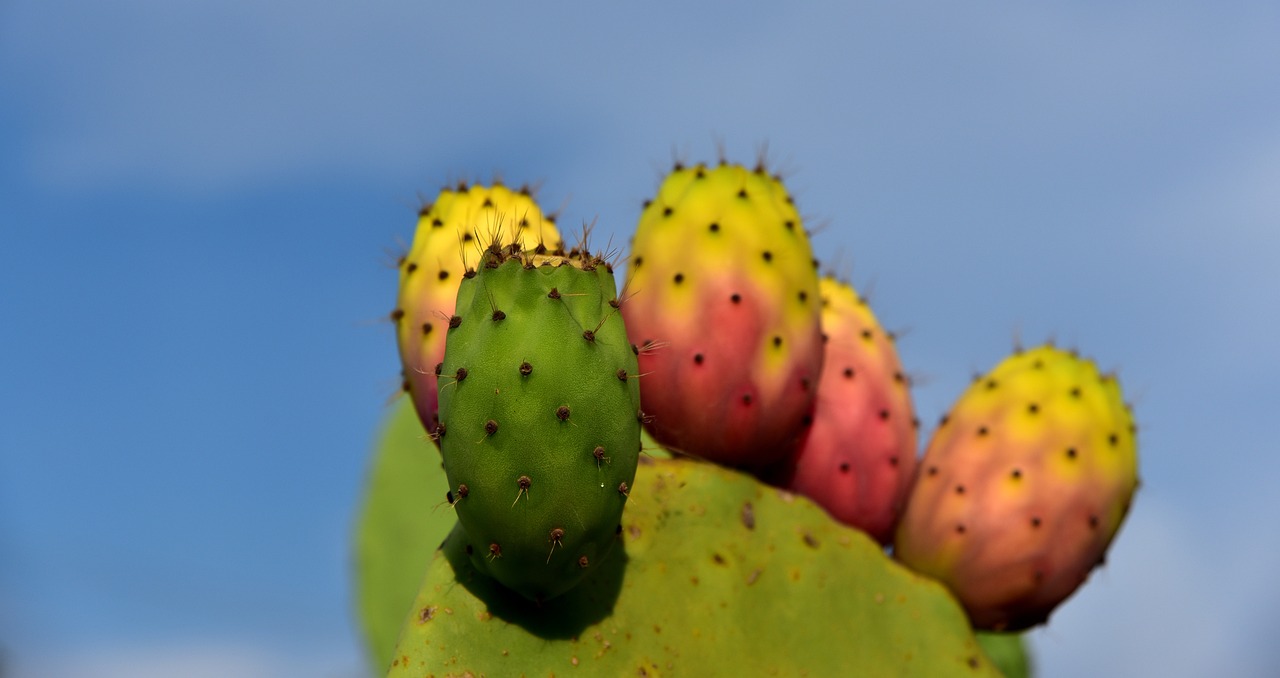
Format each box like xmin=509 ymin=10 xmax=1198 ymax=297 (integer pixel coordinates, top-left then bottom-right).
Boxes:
xmin=436 ymin=243 xmax=640 ymax=602
xmin=622 ymin=162 xmax=822 ymax=469
xmin=393 ymin=182 xmax=563 ymax=433
xmin=894 ymin=345 xmax=1139 ymax=631
xmin=767 ymin=277 xmax=917 ymax=544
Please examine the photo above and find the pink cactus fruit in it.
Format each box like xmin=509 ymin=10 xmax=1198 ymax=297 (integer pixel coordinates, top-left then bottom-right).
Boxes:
xmin=393 ymin=182 xmax=562 ymax=433
xmin=769 ymin=277 xmax=918 ymax=544
xmin=893 ymin=345 xmax=1139 ymax=631
xmin=622 ymin=162 xmax=823 ymax=469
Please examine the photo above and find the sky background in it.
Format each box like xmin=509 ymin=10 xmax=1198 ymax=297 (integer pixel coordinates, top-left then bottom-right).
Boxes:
xmin=2 ymin=2 xmax=1278 ymax=676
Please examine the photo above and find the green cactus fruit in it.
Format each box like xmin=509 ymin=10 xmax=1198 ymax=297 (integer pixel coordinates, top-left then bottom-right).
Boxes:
xmin=388 ymin=457 xmax=1001 ymax=677
xmin=768 ymin=276 xmax=918 ymax=544
xmin=394 ymin=182 xmax=563 ymax=434
xmin=353 ymin=398 xmax=455 ymax=674
xmin=622 ymin=162 xmax=823 ymax=469
xmin=437 ymin=244 xmax=641 ymax=602
xmin=894 ymin=345 xmax=1139 ymax=631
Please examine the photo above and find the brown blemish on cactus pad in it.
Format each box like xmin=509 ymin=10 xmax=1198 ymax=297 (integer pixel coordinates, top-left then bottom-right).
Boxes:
xmin=618 ymin=482 xmax=630 ymax=497
xmin=616 ymin=369 xmax=628 ymax=381
xmin=547 ymin=287 xmax=561 ymax=299
xmin=484 ymin=419 xmax=498 ymax=435
xmin=455 ymin=367 xmax=468 ymax=382
xmin=746 ymin=569 xmax=762 ymax=586
xmin=449 ymin=315 xmax=461 ymax=328
xmin=802 ymin=532 xmax=819 ymax=548
xmin=556 ymin=405 xmax=571 ymax=421
xmin=418 ymin=605 xmax=437 ymax=623
xmin=519 ymin=361 xmax=532 ymax=376
xmin=741 ymin=502 xmax=755 ymax=530
xmin=578 ymin=555 xmax=590 ymax=568
xmin=488 ymin=543 xmax=502 ymax=560
xmin=492 ymin=309 xmax=506 ymax=321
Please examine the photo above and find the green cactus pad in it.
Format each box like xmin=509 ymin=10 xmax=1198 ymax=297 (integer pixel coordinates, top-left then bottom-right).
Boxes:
xmin=975 ymin=631 xmax=1034 ymax=678
xmin=388 ymin=457 xmax=1000 ymax=677
xmin=353 ymin=398 xmax=456 ymax=674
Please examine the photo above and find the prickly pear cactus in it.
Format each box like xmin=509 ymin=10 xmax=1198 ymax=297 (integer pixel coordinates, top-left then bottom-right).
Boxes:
xmin=622 ymin=162 xmax=823 ymax=469
xmin=894 ymin=345 xmax=1139 ymax=631
xmin=388 ymin=457 xmax=1002 ymax=677
xmin=768 ymin=276 xmax=918 ymax=544
xmin=395 ymin=182 xmax=563 ymax=433
xmin=353 ymin=399 xmax=455 ymax=674
xmin=436 ymin=244 xmax=640 ymax=602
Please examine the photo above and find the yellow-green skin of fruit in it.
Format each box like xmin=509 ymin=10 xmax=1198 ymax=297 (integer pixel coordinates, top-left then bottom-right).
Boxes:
xmin=623 ymin=163 xmax=822 ymax=468
xmin=394 ymin=184 xmax=562 ymax=433
xmin=894 ymin=345 xmax=1139 ymax=630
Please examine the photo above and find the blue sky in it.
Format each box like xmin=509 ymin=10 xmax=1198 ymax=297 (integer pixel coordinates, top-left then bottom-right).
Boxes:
xmin=2 ymin=2 xmax=1278 ymax=675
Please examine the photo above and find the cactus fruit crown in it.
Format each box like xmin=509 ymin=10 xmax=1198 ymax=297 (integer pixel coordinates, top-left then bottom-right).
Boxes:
xmin=435 ymin=238 xmax=641 ymax=602
xmin=622 ymin=161 xmax=824 ymax=468
xmin=895 ymin=343 xmax=1139 ymax=631
xmin=394 ymin=182 xmax=564 ymax=433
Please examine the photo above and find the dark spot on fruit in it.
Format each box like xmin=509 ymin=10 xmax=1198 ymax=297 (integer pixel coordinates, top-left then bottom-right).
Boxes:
xmin=927 ymin=465 xmax=938 ymax=476
xmin=662 ymin=206 xmax=673 ymax=217
xmin=431 ymin=218 xmax=443 ymax=227
xmin=633 ymin=256 xmax=643 ymax=267
xmin=762 ymin=251 xmax=773 ymax=262
xmin=956 ymin=524 xmax=966 ymax=534
xmin=1028 ymin=402 xmax=1039 ymax=414
xmin=955 ymin=484 xmax=965 ymax=495
xmin=742 ymin=394 xmax=752 ymax=405
xmin=737 ymin=188 xmax=748 ymax=199
xmin=986 ymin=379 xmax=998 ymax=390
xmin=939 ymin=414 xmax=950 ymax=426
xmin=631 ymin=343 xmax=639 ymax=355
xmin=878 ymin=409 xmax=890 ymax=421
xmin=1031 ymin=517 xmax=1041 ymax=528
xmin=1109 ymin=432 xmax=1120 ymax=446
xmin=1070 ymin=386 xmax=1082 ymax=398
xmin=730 ymin=293 xmax=741 ymax=304
xmin=390 ymin=308 xmax=404 ymax=321
xmin=422 ymin=322 xmax=433 ymax=335
xmin=977 ymin=426 xmax=989 ymax=437
xmin=463 ymin=232 xmax=474 ymax=242
xmin=861 ymin=329 xmax=873 ymax=340
xmin=839 ymin=462 xmax=850 ymax=473
xmin=406 ymin=262 xmax=417 ymax=273
xmin=434 ymin=363 xmax=443 ymax=376
xmin=709 ymin=222 xmax=720 ymax=233
xmin=1089 ymin=515 xmax=1100 ymax=529
xmin=557 ymin=405 xmax=571 ymax=421
xmin=798 ymin=291 xmax=807 ymax=302
xmin=1011 ymin=468 xmax=1022 ymax=480
xmin=693 ymin=353 xmax=704 ymax=365
xmin=772 ymin=336 xmax=782 ymax=348
xmin=785 ymin=220 xmax=795 ymax=230
xmin=437 ymin=269 xmax=450 ymax=281
xmin=674 ymin=273 xmax=684 ymax=284
xmin=843 ymin=367 xmax=855 ymax=379
xmin=485 ymin=419 xmax=498 ymax=435
xmin=449 ymin=315 xmax=461 ymax=328
xmin=481 ymin=197 xmax=493 ymax=208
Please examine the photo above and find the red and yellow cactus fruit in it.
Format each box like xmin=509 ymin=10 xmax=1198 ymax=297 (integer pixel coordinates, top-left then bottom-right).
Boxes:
xmin=622 ymin=162 xmax=823 ymax=469
xmin=393 ymin=182 xmax=562 ymax=433
xmin=894 ymin=345 xmax=1139 ymax=631
xmin=768 ymin=277 xmax=918 ymax=544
